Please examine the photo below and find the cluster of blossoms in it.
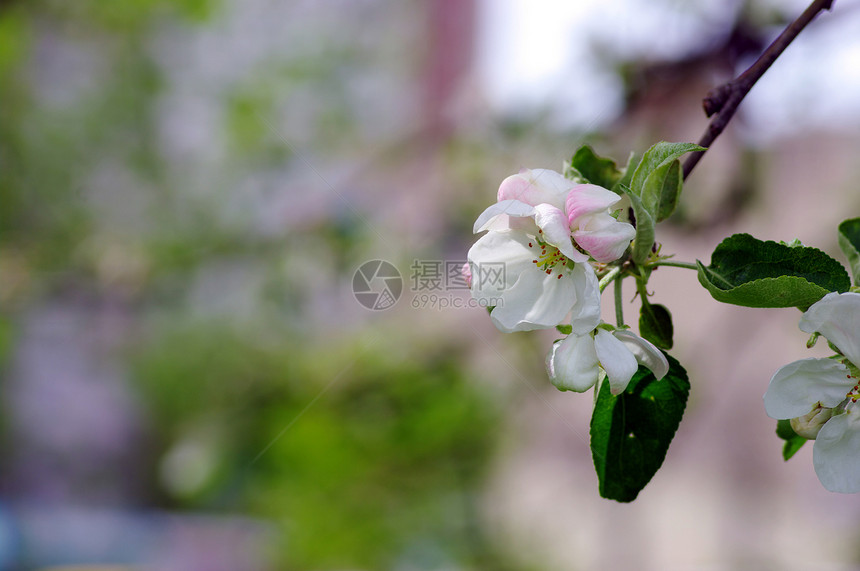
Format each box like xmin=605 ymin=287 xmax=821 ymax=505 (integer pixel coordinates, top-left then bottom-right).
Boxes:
xmin=764 ymin=292 xmax=860 ymax=493
xmin=467 ymin=168 xmax=669 ymax=395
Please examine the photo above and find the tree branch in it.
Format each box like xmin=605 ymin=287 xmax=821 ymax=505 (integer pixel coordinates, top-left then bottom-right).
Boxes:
xmin=682 ymin=0 xmax=836 ymax=181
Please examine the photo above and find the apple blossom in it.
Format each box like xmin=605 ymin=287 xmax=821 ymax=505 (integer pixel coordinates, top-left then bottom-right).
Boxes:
xmin=475 ymin=168 xmax=635 ymax=263
xmin=763 ymin=292 xmax=860 ymax=493
xmin=467 ymin=168 xmax=635 ymax=333
xmin=547 ymin=327 xmax=669 ymax=395
xmin=468 ymin=229 xmax=600 ymax=333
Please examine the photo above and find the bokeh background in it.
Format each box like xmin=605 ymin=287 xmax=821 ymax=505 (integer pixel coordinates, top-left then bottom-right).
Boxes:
xmin=2 ymin=0 xmax=860 ymax=569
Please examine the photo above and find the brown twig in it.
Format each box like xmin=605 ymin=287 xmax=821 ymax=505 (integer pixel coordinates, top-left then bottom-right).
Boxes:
xmin=682 ymin=0 xmax=836 ymax=181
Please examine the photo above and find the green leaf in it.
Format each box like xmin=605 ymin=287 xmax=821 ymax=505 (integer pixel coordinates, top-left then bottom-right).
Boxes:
xmin=611 ymin=153 xmax=639 ymax=195
xmin=696 ymin=233 xmax=851 ymax=310
xmin=620 ymin=143 xmax=702 ymax=256
xmin=838 ymin=218 xmax=860 ymax=285
xmin=626 ymin=190 xmax=655 ymax=265
xmin=776 ymin=419 xmax=806 ymax=461
xmin=639 ymin=301 xmax=673 ymax=350
xmin=569 ymin=145 xmax=623 ymax=189
xmin=555 ymin=324 xmax=573 ymax=335
xmin=628 ymin=142 xmax=704 ymax=199
xmin=641 ymin=159 xmax=682 ymax=223
xmin=590 ymin=355 xmax=689 ymax=503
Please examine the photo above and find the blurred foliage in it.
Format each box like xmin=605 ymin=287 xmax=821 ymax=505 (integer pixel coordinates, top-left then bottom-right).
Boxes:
xmin=0 ymin=1 xmax=520 ymax=567
xmin=131 ymin=326 xmax=507 ymax=569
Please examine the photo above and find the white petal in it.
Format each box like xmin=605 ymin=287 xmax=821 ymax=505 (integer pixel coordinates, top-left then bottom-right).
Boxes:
xmin=532 ymin=203 xmax=580 ymax=261
xmin=467 ymin=230 xmax=534 ymax=295
xmin=572 ymin=214 xmax=636 ymax=263
xmin=800 ymin=292 xmax=860 ymax=368
xmin=566 ymin=184 xmax=622 ymax=226
xmin=529 ymin=169 xmax=577 ymax=199
xmin=594 ymin=329 xmax=638 ymax=395
xmin=546 ymin=334 xmax=600 ymax=392
xmin=813 ymin=410 xmax=860 ymax=493
xmin=497 ymin=169 xmax=572 ymax=210
xmin=568 ymin=263 xmax=601 ymax=335
xmin=613 ymin=330 xmax=669 ymax=379
xmin=467 ymin=229 xmax=594 ymax=333
xmin=473 ymin=199 xmax=536 ymax=233
xmin=489 ymin=267 xmax=578 ymax=332
xmin=466 ymin=230 xmax=572 ymax=332
xmin=763 ymin=358 xmax=850 ymax=419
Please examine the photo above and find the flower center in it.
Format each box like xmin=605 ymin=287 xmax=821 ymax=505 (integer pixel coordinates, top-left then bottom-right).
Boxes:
xmin=846 ymin=373 xmax=860 ymax=404
xmin=529 ymin=231 xmax=569 ymax=279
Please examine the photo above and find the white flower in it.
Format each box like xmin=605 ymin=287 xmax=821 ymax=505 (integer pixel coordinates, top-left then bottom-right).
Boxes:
xmin=468 ymin=230 xmax=600 ymax=333
xmin=763 ymin=292 xmax=860 ymax=493
xmin=547 ymin=327 xmax=669 ymax=395
xmin=467 ymin=168 xmax=634 ymax=333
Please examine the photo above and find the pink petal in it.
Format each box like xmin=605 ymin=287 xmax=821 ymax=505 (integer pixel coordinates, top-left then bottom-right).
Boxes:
xmin=572 ymin=214 xmax=635 ymax=263
xmin=566 ymin=184 xmax=622 ymax=227
xmin=498 ymin=169 xmax=572 ymax=210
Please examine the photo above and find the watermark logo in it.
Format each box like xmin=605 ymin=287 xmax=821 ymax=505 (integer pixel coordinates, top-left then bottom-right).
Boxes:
xmin=473 ymin=262 xmax=505 ymax=291
xmin=410 ymin=260 xmax=471 ymax=291
xmin=353 ymin=260 xmax=403 ymax=310
xmin=353 ymin=259 xmax=505 ymax=311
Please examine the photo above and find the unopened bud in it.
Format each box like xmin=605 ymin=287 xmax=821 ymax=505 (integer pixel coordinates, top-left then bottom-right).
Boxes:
xmin=790 ymin=404 xmax=834 ymax=439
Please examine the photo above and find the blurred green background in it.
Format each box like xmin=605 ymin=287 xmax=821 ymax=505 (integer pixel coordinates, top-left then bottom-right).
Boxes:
xmin=3 ymin=0 xmax=860 ymax=569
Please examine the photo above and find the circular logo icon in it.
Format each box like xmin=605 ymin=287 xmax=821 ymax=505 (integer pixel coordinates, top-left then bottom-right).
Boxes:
xmin=352 ymin=260 xmax=402 ymax=310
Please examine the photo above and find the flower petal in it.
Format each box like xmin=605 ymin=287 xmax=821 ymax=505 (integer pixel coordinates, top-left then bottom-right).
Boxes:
xmin=572 ymin=213 xmax=635 ymax=263
xmin=498 ymin=169 xmax=572 ymax=210
xmin=546 ymin=334 xmax=600 ymax=392
xmin=467 ymin=231 xmax=536 ymax=311
xmin=594 ymin=329 xmax=638 ymax=395
xmin=489 ymin=266 xmax=580 ymax=332
xmin=799 ymin=292 xmax=860 ymax=368
xmin=566 ymin=184 xmax=622 ymax=227
xmin=468 ymin=228 xmax=534 ymax=280
xmin=473 ymin=199 xmax=536 ymax=233
xmin=469 ymin=230 xmax=579 ymax=332
xmin=613 ymin=330 xmax=669 ymax=379
xmin=813 ymin=410 xmax=860 ymax=493
xmin=763 ymin=358 xmax=850 ymax=419
xmin=532 ymin=203 xmax=582 ymax=261
xmin=568 ymin=263 xmax=601 ymax=335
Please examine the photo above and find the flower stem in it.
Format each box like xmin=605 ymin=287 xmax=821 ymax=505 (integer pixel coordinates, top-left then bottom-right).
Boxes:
xmin=682 ymin=0 xmax=835 ymax=180
xmin=598 ymin=265 xmax=622 ymax=293
xmin=614 ymin=275 xmax=625 ymax=327
xmin=648 ymin=260 xmax=699 ymax=271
